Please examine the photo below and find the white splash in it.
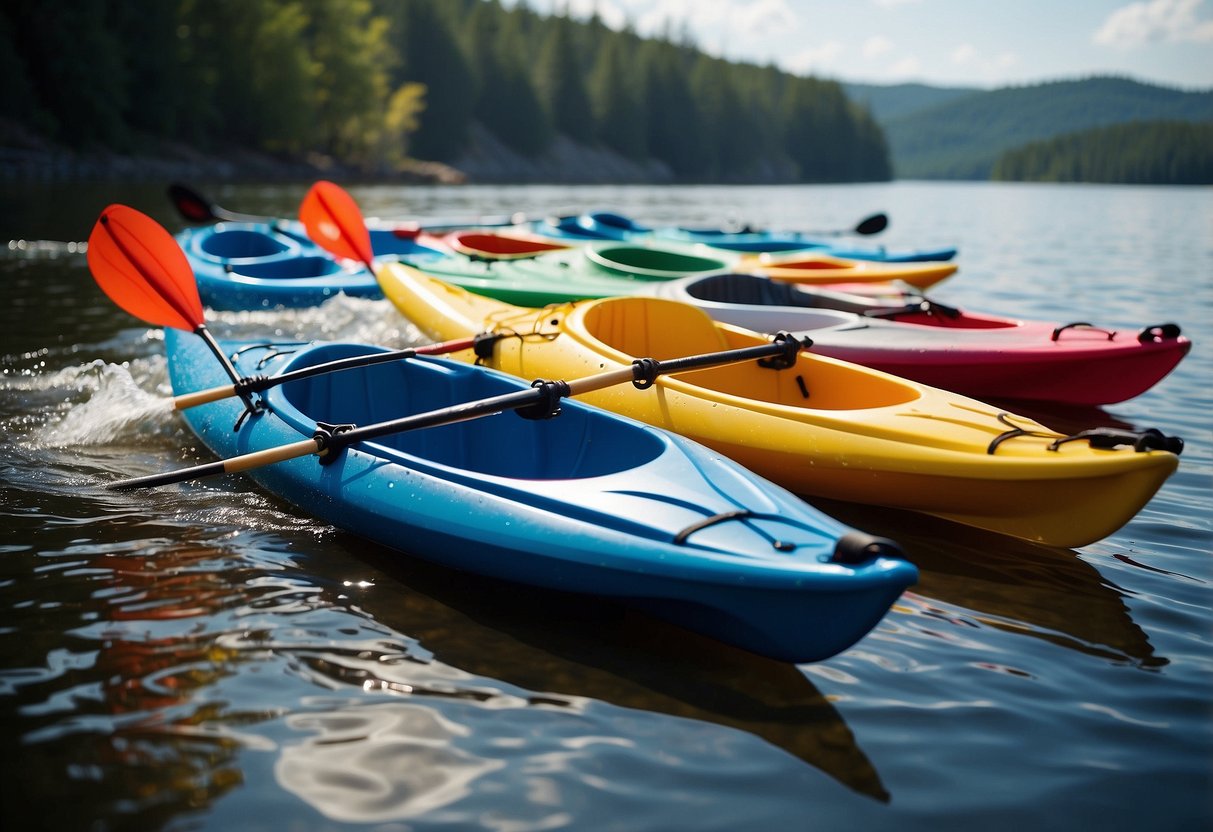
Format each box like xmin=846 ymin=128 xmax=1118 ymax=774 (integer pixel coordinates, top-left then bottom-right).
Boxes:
xmin=33 ymin=360 xmax=174 ymax=447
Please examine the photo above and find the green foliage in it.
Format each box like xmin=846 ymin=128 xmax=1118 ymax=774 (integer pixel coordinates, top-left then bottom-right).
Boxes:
xmin=5 ymin=0 xmax=129 ymax=148
xmin=379 ymin=0 xmax=477 ymax=162
xmin=533 ymin=16 xmax=595 ymax=144
xmin=302 ymin=0 xmax=393 ymax=163
xmin=0 ymin=0 xmax=894 ymax=181
xmin=639 ymin=41 xmax=709 ymax=177
xmin=0 ymin=7 xmax=47 ymax=129
xmin=992 ymin=121 xmax=1213 ymax=185
xmin=842 ymin=82 xmax=979 ymax=123
xmin=463 ymin=0 xmax=552 ymax=156
xmin=588 ymin=32 xmax=646 ymax=158
xmin=691 ymin=57 xmax=755 ymax=179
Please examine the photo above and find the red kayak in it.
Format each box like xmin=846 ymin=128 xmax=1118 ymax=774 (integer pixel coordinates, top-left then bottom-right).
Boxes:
xmin=650 ymin=272 xmax=1191 ymax=406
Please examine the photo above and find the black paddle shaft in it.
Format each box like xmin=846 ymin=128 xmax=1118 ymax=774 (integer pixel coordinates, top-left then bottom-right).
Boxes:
xmin=317 ymin=333 xmax=806 ymax=456
xmin=106 ymin=334 xmax=804 ymax=491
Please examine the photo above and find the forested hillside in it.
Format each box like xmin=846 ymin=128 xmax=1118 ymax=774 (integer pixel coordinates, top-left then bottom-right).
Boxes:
xmin=841 ymin=82 xmax=980 ymax=123
xmin=992 ymin=121 xmax=1213 ymax=185
xmin=883 ymin=77 xmax=1213 ymax=179
xmin=0 ymin=0 xmax=891 ymax=183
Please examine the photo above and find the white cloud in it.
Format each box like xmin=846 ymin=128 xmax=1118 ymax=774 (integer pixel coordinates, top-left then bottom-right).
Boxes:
xmin=951 ymin=43 xmax=977 ymax=65
xmin=784 ymin=41 xmax=847 ymax=75
xmin=992 ymin=51 xmax=1019 ymax=73
xmin=631 ymin=0 xmax=799 ymax=43
xmin=1094 ymin=0 xmax=1213 ymax=46
xmin=566 ymin=0 xmax=630 ymax=30
xmin=863 ymin=35 xmax=895 ymax=58
xmin=887 ymin=56 xmax=923 ymax=78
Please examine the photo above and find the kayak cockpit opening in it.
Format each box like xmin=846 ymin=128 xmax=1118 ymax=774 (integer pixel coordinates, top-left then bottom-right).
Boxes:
xmin=275 ymin=344 xmax=667 ymax=479
xmin=684 ymin=272 xmax=874 ymax=313
xmin=586 ymin=245 xmax=729 ymax=279
xmin=580 ymin=297 xmax=919 ymax=410
xmin=198 ymin=227 xmax=290 ymax=259
xmin=228 ymin=256 xmax=345 ymax=281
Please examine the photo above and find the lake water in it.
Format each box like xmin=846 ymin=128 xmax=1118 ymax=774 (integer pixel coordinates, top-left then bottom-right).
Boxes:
xmin=1 ymin=181 xmax=1210 ymax=831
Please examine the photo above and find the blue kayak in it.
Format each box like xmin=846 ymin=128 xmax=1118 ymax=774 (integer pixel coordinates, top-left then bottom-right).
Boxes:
xmin=176 ymin=222 xmax=440 ymax=309
xmin=534 ymin=211 xmax=957 ymax=262
xmin=164 ymin=328 xmax=916 ymax=662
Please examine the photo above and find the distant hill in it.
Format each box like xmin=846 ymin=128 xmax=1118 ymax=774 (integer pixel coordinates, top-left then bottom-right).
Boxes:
xmin=842 ymin=82 xmax=981 ymax=123
xmin=992 ymin=120 xmax=1213 ymax=185
xmin=850 ymin=76 xmax=1213 ymax=180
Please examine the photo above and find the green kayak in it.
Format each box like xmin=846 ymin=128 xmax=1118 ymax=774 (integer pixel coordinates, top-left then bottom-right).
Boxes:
xmin=400 ymin=243 xmax=736 ymax=306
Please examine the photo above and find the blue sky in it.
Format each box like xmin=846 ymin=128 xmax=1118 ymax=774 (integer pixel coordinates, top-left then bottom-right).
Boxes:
xmin=519 ymin=0 xmax=1213 ymax=89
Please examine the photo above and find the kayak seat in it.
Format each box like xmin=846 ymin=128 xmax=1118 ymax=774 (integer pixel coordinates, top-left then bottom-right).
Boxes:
xmin=279 ymin=345 xmax=664 ymax=479
xmin=231 ymin=256 xmax=343 ymax=281
xmin=588 ymin=246 xmax=729 ymax=279
xmin=581 ymin=297 xmax=919 ymax=410
xmin=199 ymin=229 xmax=290 ymax=260
xmin=684 ymin=273 xmax=835 ymax=310
xmin=588 ymin=212 xmax=648 ymax=233
xmin=581 ymin=297 xmax=730 ymax=360
xmin=764 ymin=257 xmax=853 ymax=271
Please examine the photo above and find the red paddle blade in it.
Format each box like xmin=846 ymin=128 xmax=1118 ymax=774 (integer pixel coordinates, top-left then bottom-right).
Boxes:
xmin=299 ymin=180 xmax=374 ymax=268
xmin=86 ymin=205 xmax=204 ymax=332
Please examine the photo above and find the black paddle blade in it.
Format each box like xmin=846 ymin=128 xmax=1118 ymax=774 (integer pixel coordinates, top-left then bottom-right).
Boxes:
xmin=855 ymin=213 xmax=889 ymax=236
xmin=168 ymin=183 xmax=218 ymax=224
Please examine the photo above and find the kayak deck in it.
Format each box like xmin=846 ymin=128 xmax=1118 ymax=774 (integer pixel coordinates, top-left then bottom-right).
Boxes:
xmin=378 ymin=262 xmax=1182 ymax=548
xmin=163 ymin=329 xmax=918 ymax=661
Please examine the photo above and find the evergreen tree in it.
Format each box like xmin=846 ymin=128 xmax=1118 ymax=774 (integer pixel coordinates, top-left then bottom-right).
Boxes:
xmin=4 ymin=0 xmax=128 ymax=147
xmin=302 ymin=0 xmax=393 ymax=164
xmin=639 ymin=40 xmax=708 ymax=177
xmin=0 ymin=0 xmax=896 ymax=181
xmin=0 ymin=7 xmax=47 ymax=130
xmin=588 ymin=31 xmax=646 ymax=158
xmin=464 ymin=0 xmax=552 ymax=155
xmin=992 ymin=120 xmax=1213 ymax=185
xmin=380 ymin=0 xmax=477 ymax=161
xmin=690 ymin=56 xmax=759 ymax=179
xmin=533 ymin=16 xmax=596 ymax=144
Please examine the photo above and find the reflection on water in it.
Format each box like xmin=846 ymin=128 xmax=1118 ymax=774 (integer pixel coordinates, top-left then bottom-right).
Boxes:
xmin=277 ymin=702 xmax=506 ymax=823
xmin=2 ymin=180 xmax=1211 ymax=831
xmin=814 ymin=499 xmax=1162 ymax=668
xmin=333 ymin=538 xmax=893 ymax=801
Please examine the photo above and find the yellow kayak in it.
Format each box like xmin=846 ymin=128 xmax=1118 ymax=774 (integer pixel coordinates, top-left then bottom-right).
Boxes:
xmin=378 ymin=263 xmax=1182 ymax=548
xmin=743 ymin=250 xmax=957 ymax=289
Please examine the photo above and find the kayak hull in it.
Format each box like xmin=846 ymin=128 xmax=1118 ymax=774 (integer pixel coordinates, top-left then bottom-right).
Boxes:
xmin=745 ymin=251 xmax=958 ymax=289
xmin=401 ymin=241 xmax=953 ymax=306
xmin=529 ymin=211 xmax=959 ymax=262
xmin=178 ymin=222 xmax=384 ymax=309
xmin=650 ymin=272 xmax=1191 ymax=405
xmin=379 ymin=263 xmax=1181 ymax=548
xmin=163 ymin=329 xmax=916 ymax=662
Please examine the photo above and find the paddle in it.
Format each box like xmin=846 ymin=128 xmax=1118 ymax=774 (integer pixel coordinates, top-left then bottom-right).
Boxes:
xmin=168 ymin=182 xmax=270 ymax=224
xmin=170 ymin=181 xmax=539 ymax=232
xmin=86 ymin=204 xmax=492 ymax=411
xmin=802 ymin=212 xmax=888 ymax=237
xmin=851 ymin=212 xmax=888 ymax=236
xmin=87 ymin=204 xmax=245 ymax=397
xmin=106 ymin=333 xmax=806 ymax=491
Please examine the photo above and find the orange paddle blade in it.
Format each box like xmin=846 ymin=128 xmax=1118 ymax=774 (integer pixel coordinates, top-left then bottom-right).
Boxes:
xmin=86 ymin=205 xmax=203 ymax=332
xmin=299 ymin=180 xmax=374 ymax=268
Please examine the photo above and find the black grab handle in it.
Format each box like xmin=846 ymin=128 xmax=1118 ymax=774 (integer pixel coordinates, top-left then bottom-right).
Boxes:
xmin=1137 ymin=323 xmax=1182 ymax=343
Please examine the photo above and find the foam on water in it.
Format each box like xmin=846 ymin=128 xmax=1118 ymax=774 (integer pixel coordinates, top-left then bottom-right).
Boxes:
xmin=20 ymin=360 xmax=174 ymax=448
xmin=207 ymin=294 xmax=426 ymax=348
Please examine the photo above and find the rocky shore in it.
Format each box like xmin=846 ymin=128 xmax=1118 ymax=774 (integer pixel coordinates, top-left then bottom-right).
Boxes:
xmin=1 ymin=117 xmax=699 ymax=186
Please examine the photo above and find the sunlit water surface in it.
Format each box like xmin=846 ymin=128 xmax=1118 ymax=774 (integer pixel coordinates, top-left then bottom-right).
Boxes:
xmin=1 ymin=181 xmax=1210 ymax=831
